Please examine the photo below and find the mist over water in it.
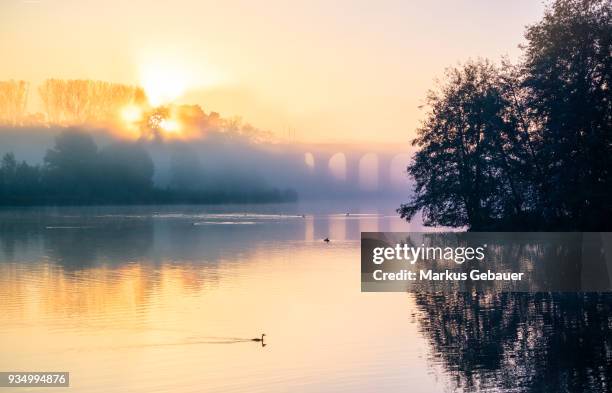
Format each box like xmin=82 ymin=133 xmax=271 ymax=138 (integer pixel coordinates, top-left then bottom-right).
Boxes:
xmin=0 ymin=125 xmax=412 ymax=201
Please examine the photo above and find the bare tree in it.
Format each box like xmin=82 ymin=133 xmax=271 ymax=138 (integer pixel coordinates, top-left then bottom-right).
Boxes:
xmin=39 ymin=79 xmax=147 ymax=125
xmin=0 ymin=80 xmax=29 ymax=126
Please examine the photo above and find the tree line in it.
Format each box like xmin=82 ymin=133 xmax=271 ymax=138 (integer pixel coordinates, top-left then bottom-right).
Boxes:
xmin=39 ymin=79 xmax=147 ymax=125
xmin=0 ymin=79 xmax=146 ymax=126
xmin=0 ymin=80 xmax=29 ymax=126
xmin=0 ymin=79 xmax=273 ymax=143
xmin=399 ymin=0 xmax=611 ymax=230
xmin=0 ymin=130 xmax=297 ymax=205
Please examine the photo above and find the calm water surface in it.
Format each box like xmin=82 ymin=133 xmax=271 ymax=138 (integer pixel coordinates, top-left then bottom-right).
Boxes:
xmin=0 ymin=203 xmax=610 ymax=393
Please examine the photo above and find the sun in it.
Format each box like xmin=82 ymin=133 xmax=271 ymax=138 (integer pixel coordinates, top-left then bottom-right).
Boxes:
xmin=140 ymin=62 xmax=189 ymax=106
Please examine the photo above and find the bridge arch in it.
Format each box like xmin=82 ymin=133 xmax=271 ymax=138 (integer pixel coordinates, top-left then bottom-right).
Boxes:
xmin=291 ymin=142 xmax=411 ymax=192
xmin=328 ymin=152 xmax=347 ymax=181
xmin=304 ymin=152 xmax=315 ymax=173
xmin=358 ymin=153 xmax=378 ymax=190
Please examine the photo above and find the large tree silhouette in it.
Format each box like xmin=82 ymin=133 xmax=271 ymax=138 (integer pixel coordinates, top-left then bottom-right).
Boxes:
xmin=400 ymin=0 xmax=611 ymax=230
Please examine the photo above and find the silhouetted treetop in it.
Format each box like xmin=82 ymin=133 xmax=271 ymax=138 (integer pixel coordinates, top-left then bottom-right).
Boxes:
xmin=400 ymin=0 xmax=611 ymax=230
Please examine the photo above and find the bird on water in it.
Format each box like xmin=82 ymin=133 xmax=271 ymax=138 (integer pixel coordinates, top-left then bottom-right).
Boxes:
xmin=323 ymin=237 xmax=330 ymax=243
xmin=252 ymin=334 xmax=266 ymax=342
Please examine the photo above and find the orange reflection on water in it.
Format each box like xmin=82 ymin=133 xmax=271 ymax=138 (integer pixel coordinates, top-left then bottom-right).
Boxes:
xmin=0 ymin=238 xmax=447 ymax=393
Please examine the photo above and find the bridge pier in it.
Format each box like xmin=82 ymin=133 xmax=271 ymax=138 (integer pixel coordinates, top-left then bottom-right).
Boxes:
xmin=378 ymin=154 xmax=392 ymax=191
xmin=314 ymin=152 xmax=333 ymax=181
xmin=345 ymin=153 xmax=360 ymax=188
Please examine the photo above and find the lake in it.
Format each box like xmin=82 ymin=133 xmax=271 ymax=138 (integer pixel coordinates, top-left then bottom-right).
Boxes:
xmin=0 ymin=203 xmax=610 ymax=393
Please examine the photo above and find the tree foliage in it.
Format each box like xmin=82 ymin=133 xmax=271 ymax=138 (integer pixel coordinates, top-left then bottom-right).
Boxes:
xmin=400 ymin=0 xmax=611 ymax=230
xmin=0 ymin=130 xmax=297 ymax=205
xmin=0 ymin=130 xmax=154 ymax=204
xmin=522 ymin=0 xmax=612 ymax=229
xmin=38 ymin=79 xmax=146 ymax=125
xmin=0 ymin=80 xmax=29 ymax=126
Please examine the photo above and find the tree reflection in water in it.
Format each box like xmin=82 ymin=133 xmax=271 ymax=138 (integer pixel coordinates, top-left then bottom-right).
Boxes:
xmin=413 ymin=292 xmax=611 ymax=392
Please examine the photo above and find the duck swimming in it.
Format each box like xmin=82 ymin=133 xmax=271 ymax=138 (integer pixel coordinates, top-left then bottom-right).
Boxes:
xmin=252 ymin=334 xmax=266 ymax=342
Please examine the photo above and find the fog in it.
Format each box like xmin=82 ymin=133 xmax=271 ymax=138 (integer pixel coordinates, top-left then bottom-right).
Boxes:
xmin=0 ymin=125 xmax=411 ymax=202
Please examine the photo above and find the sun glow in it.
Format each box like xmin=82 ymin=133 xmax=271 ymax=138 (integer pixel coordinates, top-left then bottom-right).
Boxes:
xmin=115 ymin=104 xmax=145 ymax=139
xmin=120 ymin=105 xmax=143 ymax=124
xmin=140 ymin=63 xmax=190 ymax=106
xmin=159 ymin=118 xmax=180 ymax=133
xmin=129 ymin=55 xmax=229 ymax=140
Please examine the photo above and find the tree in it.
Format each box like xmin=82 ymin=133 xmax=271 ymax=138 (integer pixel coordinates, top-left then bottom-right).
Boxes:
xmin=400 ymin=0 xmax=612 ymax=230
xmin=0 ymin=153 xmax=44 ymax=204
xmin=44 ymin=130 xmax=99 ymax=200
xmin=0 ymin=153 xmax=18 ymax=199
xmin=43 ymin=130 xmax=155 ymax=203
xmin=98 ymin=142 xmax=154 ymax=199
xmin=0 ymin=80 xmax=29 ymax=126
xmin=522 ymin=0 xmax=612 ymax=230
xmin=39 ymin=79 xmax=147 ymax=125
xmin=399 ymin=61 xmax=532 ymax=229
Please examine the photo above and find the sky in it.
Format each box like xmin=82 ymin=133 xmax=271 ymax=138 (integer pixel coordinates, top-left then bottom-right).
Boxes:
xmin=1 ymin=0 xmax=546 ymax=143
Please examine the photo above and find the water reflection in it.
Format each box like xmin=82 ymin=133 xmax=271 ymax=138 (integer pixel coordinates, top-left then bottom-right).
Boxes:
xmin=0 ymin=205 xmax=422 ymax=270
xmin=0 ymin=205 xmax=610 ymax=393
xmin=1 ymin=204 xmax=445 ymax=393
xmin=414 ymin=292 xmax=612 ymax=392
